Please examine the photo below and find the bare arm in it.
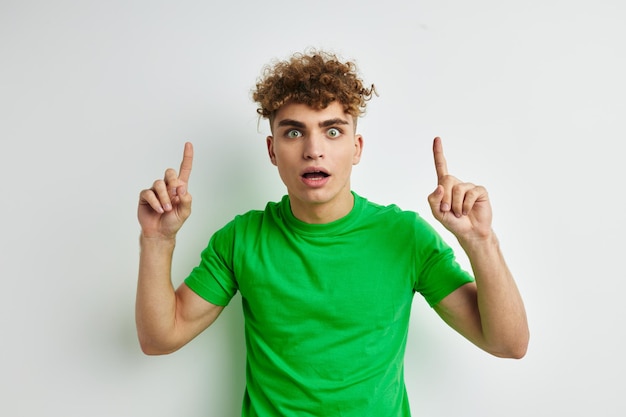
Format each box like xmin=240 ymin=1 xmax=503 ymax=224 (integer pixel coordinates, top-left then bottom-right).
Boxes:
xmin=427 ymin=137 xmax=529 ymax=358
xmin=434 ymin=235 xmax=528 ymax=358
xmin=135 ymin=142 xmax=223 ymax=355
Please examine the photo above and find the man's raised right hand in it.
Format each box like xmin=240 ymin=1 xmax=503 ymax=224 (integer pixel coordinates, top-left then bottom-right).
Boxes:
xmin=138 ymin=142 xmax=194 ymax=239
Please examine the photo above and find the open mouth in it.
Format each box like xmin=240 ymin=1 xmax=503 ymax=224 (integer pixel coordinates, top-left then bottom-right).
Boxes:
xmin=302 ymin=171 xmax=330 ymax=180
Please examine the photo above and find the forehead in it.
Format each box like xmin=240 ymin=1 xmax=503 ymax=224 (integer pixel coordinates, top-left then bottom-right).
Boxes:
xmin=271 ymin=101 xmax=354 ymax=130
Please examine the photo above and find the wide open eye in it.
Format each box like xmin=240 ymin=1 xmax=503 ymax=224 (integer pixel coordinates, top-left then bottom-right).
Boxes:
xmin=286 ymin=129 xmax=302 ymax=139
xmin=327 ymin=128 xmax=341 ymax=138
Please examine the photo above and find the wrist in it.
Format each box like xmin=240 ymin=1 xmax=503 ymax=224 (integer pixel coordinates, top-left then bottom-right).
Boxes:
xmin=139 ymin=233 xmax=177 ymax=248
xmin=457 ymin=229 xmax=499 ymax=254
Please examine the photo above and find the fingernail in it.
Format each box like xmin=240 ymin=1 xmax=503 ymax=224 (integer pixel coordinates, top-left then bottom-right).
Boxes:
xmin=441 ymin=203 xmax=450 ymax=211
xmin=164 ymin=203 xmax=172 ymax=211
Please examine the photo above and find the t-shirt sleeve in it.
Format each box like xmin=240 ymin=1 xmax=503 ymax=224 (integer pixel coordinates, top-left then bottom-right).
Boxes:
xmin=184 ymin=220 xmax=239 ymax=307
xmin=412 ymin=215 xmax=474 ymax=307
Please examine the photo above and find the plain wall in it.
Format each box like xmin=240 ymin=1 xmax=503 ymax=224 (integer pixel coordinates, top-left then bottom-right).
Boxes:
xmin=1 ymin=0 xmax=625 ymax=416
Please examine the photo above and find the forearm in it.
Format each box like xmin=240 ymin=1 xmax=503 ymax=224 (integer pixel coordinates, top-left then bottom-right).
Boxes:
xmin=135 ymin=235 xmax=180 ymax=354
xmin=460 ymin=232 xmax=529 ymax=358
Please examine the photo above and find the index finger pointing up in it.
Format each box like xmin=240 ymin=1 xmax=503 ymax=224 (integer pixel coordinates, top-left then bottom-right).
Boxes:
xmin=178 ymin=142 xmax=194 ymax=183
xmin=432 ymin=136 xmax=448 ymax=182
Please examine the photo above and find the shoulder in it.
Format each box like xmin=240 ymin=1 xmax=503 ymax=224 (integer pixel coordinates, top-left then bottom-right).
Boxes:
xmin=215 ymin=197 xmax=286 ymax=236
xmin=355 ymin=194 xmax=446 ymax=251
xmin=356 ymin=193 xmax=427 ymax=227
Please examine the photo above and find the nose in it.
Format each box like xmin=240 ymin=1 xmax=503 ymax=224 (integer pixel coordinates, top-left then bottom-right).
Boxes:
xmin=303 ymin=133 xmax=324 ymax=160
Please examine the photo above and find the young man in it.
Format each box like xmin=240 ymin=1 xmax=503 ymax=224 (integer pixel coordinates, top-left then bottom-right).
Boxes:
xmin=136 ymin=50 xmax=529 ymax=416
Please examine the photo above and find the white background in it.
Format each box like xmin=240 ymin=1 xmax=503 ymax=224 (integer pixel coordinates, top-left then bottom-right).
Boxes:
xmin=1 ymin=0 xmax=625 ymax=416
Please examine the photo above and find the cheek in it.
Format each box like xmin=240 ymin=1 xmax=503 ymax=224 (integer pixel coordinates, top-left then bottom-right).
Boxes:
xmin=273 ymin=151 xmax=297 ymax=174
xmin=346 ymin=145 xmax=361 ymax=164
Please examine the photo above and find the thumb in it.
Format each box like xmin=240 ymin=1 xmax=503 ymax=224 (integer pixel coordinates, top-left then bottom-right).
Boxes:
xmin=428 ymin=185 xmax=447 ymax=221
xmin=176 ymin=186 xmax=193 ymax=220
xmin=428 ymin=185 xmax=443 ymax=209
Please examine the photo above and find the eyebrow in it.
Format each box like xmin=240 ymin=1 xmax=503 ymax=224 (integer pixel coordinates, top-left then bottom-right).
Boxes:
xmin=319 ymin=118 xmax=350 ymax=128
xmin=276 ymin=118 xmax=350 ymax=129
xmin=277 ymin=119 xmax=306 ymax=129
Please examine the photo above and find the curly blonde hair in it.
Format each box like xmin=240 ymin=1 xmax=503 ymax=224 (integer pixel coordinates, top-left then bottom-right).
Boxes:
xmin=252 ymin=50 xmax=376 ymax=123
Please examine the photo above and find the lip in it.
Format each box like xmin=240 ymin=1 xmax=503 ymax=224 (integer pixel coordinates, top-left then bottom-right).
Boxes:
xmin=300 ymin=166 xmax=330 ymax=188
xmin=301 ymin=166 xmax=329 ymax=175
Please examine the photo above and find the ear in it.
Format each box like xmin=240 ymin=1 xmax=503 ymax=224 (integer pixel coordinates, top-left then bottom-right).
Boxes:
xmin=266 ymin=136 xmax=277 ymax=166
xmin=352 ymin=134 xmax=363 ymax=165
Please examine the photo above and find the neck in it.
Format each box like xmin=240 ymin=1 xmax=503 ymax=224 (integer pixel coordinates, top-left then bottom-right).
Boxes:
xmin=289 ymin=191 xmax=354 ymax=224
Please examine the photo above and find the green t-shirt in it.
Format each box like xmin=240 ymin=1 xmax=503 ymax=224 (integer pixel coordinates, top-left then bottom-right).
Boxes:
xmin=185 ymin=192 xmax=473 ymax=416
